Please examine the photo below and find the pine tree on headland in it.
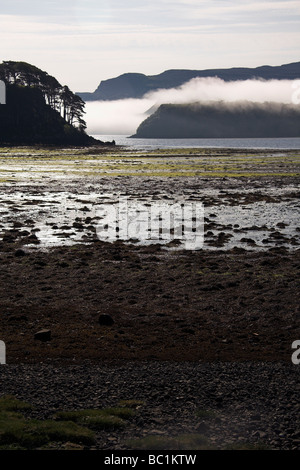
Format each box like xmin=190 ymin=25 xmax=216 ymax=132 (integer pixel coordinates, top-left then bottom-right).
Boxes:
xmin=0 ymin=61 xmax=86 ymax=130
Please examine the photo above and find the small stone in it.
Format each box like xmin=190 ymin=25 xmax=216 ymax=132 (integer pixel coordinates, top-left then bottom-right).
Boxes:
xmin=196 ymin=422 xmax=209 ymax=433
xmin=182 ymin=328 xmax=195 ymax=335
xmin=15 ymin=249 xmax=26 ymax=257
xmin=98 ymin=314 xmax=114 ymax=326
xmin=34 ymin=329 xmax=51 ymax=341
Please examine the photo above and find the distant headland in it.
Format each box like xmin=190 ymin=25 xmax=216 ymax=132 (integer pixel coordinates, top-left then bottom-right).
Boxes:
xmin=131 ymin=101 xmax=300 ymax=139
xmin=77 ymin=61 xmax=300 ymax=102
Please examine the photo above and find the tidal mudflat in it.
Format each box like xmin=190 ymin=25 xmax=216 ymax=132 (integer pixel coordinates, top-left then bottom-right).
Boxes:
xmin=0 ymin=145 xmax=299 ymax=450
xmin=0 ymin=146 xmax=299 ymax=251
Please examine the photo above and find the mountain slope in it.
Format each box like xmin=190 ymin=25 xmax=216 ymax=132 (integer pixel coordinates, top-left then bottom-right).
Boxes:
xmin=131 ymin=101 xmax=300 ymax=139
xmin=77 ymin=61 xmax=300 ymax=101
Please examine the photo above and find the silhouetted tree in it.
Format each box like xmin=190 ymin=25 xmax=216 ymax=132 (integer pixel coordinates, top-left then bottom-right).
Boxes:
xmin=0 ymin=61 xmax=86 ymax=131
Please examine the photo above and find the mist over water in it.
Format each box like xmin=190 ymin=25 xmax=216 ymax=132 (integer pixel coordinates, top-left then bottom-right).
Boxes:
xmin=86 ymin=98 xmax=153 ymax=135
xmin=85 ymin=77 xmax=300 ymax=135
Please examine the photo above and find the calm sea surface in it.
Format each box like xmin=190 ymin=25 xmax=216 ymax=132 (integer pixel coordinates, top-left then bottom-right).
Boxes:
xmin=93 ymin=135 xmax=300 ymax=151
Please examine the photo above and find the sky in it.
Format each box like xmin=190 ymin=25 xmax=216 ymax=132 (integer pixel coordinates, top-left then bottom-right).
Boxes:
xmin=0 ymin=0 xmax=299 ymax=93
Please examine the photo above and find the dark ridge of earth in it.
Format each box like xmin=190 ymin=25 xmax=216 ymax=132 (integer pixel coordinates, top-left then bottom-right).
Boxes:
xmin=0 ymin=239 xmax=299 ymax=364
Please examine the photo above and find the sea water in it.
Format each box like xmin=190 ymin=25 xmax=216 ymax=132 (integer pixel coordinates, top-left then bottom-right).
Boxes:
xmin=93 ymin=135 xmax=300 ymax=150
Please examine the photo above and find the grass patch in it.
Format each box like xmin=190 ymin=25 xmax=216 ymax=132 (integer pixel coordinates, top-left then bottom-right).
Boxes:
xmin=103 ymin=407 xmax=136 ymax=420
xmin=0 ymin=395 xmax=32 ymax=412
xmin=195 ymin=408 xmax=217 ymax=419
xmin=0 ymin=395 xmax=142 ymax=450
xmin=55 ymin=406 xmax=135 ymax=430
xmin=0 ymin=410 xmax=95 ymax=449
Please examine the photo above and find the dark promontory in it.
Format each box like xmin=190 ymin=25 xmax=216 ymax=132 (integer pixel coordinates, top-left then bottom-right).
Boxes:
xmin=0 ymin=61 xmax=110 ymax=146
xmin=131 ymin=101 xmax=300 ymax=139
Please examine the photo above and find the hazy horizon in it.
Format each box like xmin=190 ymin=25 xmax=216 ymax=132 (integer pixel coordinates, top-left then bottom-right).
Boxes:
xmin=0 ymin=0 xmax=299 ymax=92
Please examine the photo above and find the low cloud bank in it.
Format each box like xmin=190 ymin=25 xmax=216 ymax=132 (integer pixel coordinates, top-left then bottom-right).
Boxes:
xmin=85 ymin=77 xmax=300 ymax=135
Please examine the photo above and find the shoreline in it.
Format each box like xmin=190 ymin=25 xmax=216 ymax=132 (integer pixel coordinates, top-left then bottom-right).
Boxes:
xmin=0 ymin=145 xmax=299 ymax=450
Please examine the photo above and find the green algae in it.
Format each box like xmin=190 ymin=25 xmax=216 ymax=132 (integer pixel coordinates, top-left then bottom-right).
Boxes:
xmin=0 ymin=146 xmax=299 ymax=180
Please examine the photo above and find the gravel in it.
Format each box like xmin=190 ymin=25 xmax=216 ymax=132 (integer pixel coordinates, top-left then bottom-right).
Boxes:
xmin=0 ymin=360 xmax=299 ymax=450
